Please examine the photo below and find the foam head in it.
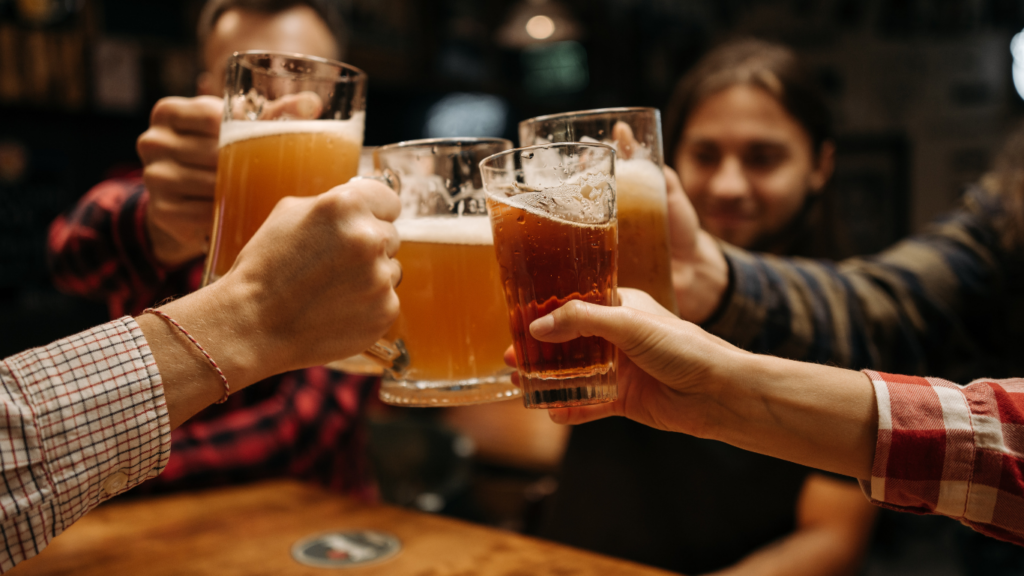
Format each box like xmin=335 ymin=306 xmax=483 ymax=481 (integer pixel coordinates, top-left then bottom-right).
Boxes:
xmin=219 ymin=111 xmax=365 ymax=148
xmin=615 ymin=157 xmax=667 ymax=209
xmin=395 ymin=215 xmax=494 ymax=245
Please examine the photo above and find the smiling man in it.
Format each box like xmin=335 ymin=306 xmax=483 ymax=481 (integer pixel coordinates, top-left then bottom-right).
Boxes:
xmin=46 ymin=0 xmax=381 ymax=498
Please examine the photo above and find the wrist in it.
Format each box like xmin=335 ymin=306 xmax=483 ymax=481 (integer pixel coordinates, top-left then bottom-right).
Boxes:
xmin=145 ymin=217 xmax=192 ymax=269
xmin=694 ymin=347 xmax=761 ymax=443
xmin=674 ymin=230 xmax=729 ymax=323
xmin=159 ymin=278 xmax=284 ymax=391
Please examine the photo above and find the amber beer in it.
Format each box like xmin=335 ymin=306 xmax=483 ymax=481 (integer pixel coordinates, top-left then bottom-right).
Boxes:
xmin=519 ymin=108 xmax=677 ymax=313
xmin=487 ymin=196 xmax=618 ymax=408
xmin=615 ymin=157 xmax=675 ymax=311
xmin=204 ymin=116 xmax=364 ymax=283
xmin=389 ymin=216 xmax=511 ymax=383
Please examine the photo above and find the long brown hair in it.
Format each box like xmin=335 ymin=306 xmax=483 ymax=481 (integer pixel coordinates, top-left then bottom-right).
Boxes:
xmin=992 ymin=122 xmax=1024 ymax=253
xmin=664 ymin=38 xmax=846 ymax=258
xmin=664 ymin=38 xmax=832 ymax=164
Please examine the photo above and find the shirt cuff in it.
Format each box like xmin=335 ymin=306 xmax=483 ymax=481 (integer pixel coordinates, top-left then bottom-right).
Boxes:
xmin=858 ymin=369 xmax=977 ymax=519
xmin=7 ymin=316 xmax=171 ymax=534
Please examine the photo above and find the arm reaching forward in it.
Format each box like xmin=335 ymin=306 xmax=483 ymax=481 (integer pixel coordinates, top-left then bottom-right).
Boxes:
xmin=520 ymin=288 xmax=1024 ymax=547
xmin=1 ymin=179 xmax=401 ymax=570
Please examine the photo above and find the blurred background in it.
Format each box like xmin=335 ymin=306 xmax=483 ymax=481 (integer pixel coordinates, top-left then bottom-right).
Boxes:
xmin=2 ymin=0 xmax=1024 ymax=573
xmin=4 ymin=0 xmax=1024 ymax=357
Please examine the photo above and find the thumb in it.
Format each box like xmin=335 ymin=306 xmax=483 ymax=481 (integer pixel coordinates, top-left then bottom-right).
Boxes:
xmin=529 ymin=299 xmax=648 ymax=352
xmin=261 ymin=91 xmax=324 ymax=120
xmin=611 ymin=121 xmax=638 ymax=160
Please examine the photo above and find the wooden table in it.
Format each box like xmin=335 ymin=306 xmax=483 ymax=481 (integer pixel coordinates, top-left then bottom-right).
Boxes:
xmin=11 ymin=480 xmax=677 ymax=575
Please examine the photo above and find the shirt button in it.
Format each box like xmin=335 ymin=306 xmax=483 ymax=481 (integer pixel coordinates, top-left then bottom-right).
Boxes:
xmin=101 ymin=471 xmax=129 ymax=495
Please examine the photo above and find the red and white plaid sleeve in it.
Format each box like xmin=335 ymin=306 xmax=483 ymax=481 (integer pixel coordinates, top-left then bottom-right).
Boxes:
xmin=861 ymin=369 xmax=1024 ymax=546
xmin=0 ymin=317 xmax=170 ymax=572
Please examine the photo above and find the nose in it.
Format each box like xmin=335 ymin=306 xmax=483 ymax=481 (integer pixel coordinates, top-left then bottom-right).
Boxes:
xmin=707 ymin=156 xmax=750 ymax=201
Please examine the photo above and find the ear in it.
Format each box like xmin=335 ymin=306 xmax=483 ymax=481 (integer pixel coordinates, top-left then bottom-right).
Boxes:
xmin=196 ymin=72 xmax=215 ymax=96
xmin=808 ymin=140 xmax=835 ymax=195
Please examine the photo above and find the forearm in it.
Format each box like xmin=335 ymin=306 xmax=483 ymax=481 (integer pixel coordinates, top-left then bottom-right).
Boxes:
xmin=136 ymin=281 xmax=278 ymax=429
xmin=708 ymin=527 xmax=862 ymax=576
xmin=701 ymin=193 xmax=1005 ymax=376
xmin=706 ymin=353 xmax=878 ymax=480
xmin=674 ymin=229 xmax=730 ymax=324
xmin=0 ymin=318 xmax=170 ymax=570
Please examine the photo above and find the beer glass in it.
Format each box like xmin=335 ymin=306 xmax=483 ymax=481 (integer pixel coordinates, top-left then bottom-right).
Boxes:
xmin=481 ymin=143 xmax=619 ymax=409
xmin=374 ymin=138 xmax=521 ymax=406
xmin=327 ymin=146 xmax=388 ymax=377
xmin=203 ymin=51 xmax=367 ymax=284
xmin=519 ymin=108 xmax=677 ymax=314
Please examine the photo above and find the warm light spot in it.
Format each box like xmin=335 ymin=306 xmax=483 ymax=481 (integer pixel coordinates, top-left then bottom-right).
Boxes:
xmin=525 ymin=15 xmax=556 ymax=40
xmin=1013 ymin=30 xmax=1024 ymax=100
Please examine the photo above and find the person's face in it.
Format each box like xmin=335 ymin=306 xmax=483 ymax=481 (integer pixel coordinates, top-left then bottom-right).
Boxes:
xmin=674 ymin=84 xmax=834 ymax=251
xmin=197 ymin=5 xmax=339 ymax=96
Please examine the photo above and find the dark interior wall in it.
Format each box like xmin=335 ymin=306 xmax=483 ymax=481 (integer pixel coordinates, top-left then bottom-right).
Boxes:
xmin=2 ymin=0 xmax=1024 ymax=357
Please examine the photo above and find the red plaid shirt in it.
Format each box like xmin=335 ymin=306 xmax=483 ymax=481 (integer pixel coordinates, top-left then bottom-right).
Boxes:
xmin=863 ymin=370 xmax=1024 ymax=546
xmin=46 ymin=176 xmax=377 ymax=498
xmin=0 ymin=317 xmax=170 ymax=571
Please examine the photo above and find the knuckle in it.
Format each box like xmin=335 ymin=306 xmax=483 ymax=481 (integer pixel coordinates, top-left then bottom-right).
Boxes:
xmin=382 ymin=291 xmax=400 ymax=325
xmin=137 ymin=129 xmax=172 ymax=160
xmin=150 ymin=97 xmax=182 ymax=124
xmin=563 ymin=299 xmax=586 ymax=320
xmin=142 ymin=165 xmax=172 ymax=191
xmin=274 ymin=195 xmax=305 ymax=215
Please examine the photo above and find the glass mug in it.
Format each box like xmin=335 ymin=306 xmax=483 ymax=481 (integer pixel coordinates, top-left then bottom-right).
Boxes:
xmin=203 ymin=51 xmax=367 ymax=285
xmin=481 ymin=143 xmax=619 ymax=409
xmin=519 ymin=108 xmax=677 ymax=314
xmin=367 ymin=138 xmax=521 ymax=406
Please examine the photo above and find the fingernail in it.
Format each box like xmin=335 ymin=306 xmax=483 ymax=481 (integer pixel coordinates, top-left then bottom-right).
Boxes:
xmin=549 ymin=409 xmax=567 ymax=424
xmin=531 ymin=315 xmax=554 ymax=337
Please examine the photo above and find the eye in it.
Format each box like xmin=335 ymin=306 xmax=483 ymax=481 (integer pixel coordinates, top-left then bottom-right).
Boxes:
xmin=743 ymin=145 xmax=788 ymax=171
xmin=687 ymin=145 xmax=720 ymax=168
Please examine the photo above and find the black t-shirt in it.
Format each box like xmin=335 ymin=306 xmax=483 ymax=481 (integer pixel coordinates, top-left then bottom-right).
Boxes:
xmin=539 ymin=417 xmax=818 ymax=574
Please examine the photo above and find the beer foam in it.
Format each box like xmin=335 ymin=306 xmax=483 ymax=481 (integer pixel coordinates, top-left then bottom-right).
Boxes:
xmin=615 ymin=158 xmax=667 ymax=207
xmin=219 ymin=111 xmax=365 ymax=148
xmin=488 ymin=194 xmax=616 ymax=230
xmin=396 ymin=216 xmax=494 ymax=245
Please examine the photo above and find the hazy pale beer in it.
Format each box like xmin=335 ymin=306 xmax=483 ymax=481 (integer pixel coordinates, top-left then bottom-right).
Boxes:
xmin=614 ymin=157 xmax=675 ymax=310
xmin=206 ymin=120 xmax=363 ymax=281
xmin=203 ymin=52 xmax=367 ymax=285
xmin=391 ymin=217 xmax=510 ymax=382
xmin=373 ymin=138 xmax=520 ymax=406
xmin=519 ymin=108 xmax=677 ymax=313
xmin=482 ymin=143 xmax=618 ymax=409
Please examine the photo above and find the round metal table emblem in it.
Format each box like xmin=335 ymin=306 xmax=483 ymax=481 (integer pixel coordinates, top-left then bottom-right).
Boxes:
xmin=291 ymin=530 xmax=401 ymax=568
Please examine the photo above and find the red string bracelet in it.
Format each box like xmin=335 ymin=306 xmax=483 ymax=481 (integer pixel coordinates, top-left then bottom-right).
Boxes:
xmin=142 ymin=308 xmax=231 ymax=404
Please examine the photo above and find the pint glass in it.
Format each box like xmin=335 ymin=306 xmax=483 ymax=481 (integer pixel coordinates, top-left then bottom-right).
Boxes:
xmin=481 ymin=143 xmax=618 ymax=409
xmin=519 ymin=108 xmax=677 ymax=314
xmin=203 ymin=51 xmax=367 ymax=284
xmin=375 ymin=138 xmax=520 ymax=406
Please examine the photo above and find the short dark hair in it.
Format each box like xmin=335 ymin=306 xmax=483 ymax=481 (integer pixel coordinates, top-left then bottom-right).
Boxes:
xmin=664 ymin=38 xmax=832 ymax=164
xmin=196 ymin=0 xmax=347 ymax=59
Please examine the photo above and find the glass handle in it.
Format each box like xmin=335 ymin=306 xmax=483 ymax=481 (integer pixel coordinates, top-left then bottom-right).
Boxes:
xmin=363 ymin=338 xmax=409 ymax=375
xmin=350 ymin=169 xmax=400 ymax=193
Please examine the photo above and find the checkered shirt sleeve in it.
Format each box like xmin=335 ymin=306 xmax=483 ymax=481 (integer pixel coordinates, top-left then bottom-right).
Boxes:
xmin=861 ymin=370 xmax=1024 ymax=546
xmin=0 ymin=317 xmax=170 ymax=572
